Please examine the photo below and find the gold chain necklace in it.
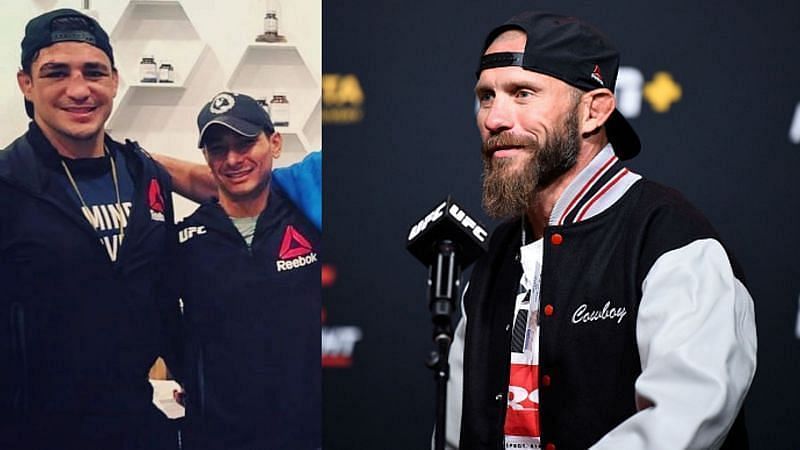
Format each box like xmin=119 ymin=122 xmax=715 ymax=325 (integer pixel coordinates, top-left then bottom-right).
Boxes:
xmin=60 ymin=146 xmax=125 ymax=243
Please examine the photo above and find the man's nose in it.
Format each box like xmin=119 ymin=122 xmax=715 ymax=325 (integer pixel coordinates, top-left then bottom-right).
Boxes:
xmin=225 ymin=148 xmax=243 ymax=165
xmin=482 ymin=97 xmax=513 ymax=133
xmin=65 ymin=72 xmax=91 ymax=101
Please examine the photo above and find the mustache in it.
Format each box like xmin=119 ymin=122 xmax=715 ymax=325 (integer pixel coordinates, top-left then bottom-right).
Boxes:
xmin=481 ymin=132 xmax=538 ymax=157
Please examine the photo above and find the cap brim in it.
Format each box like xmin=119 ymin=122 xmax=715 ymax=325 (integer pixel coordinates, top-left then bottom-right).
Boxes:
xmin=605 ymin=109 xmax=641 ymax=160
xmin=197 ymin=116 xmax=262 ymax=148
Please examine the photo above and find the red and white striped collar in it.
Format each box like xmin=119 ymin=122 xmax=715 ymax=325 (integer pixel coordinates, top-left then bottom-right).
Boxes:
xmin=549 ymin=144 xmax=641 ymax=226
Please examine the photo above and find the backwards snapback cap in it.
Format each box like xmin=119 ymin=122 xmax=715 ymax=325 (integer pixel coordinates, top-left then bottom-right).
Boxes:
xmin=197 ymin=92 xmax=275 ymax=148
xmin=477 ymin=11 xmax=640 ymax=160
xmin=21 ymin=8 xmax=115 ymax=118
xmin=21 ymin=8 xmax=114 ymax=69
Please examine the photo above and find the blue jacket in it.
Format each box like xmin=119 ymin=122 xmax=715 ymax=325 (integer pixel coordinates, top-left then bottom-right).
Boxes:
xmin=273 ymin=150 xmax=321 ymax=230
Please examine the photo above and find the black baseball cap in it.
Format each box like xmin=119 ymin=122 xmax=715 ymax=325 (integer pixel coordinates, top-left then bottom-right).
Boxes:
xmin=21 ymin=8 xmax=115 ymax=118
xmin=477 ymin=11 xmax=640 ymax=160
xmin=197 ymin=92 xmax=275 ymax=148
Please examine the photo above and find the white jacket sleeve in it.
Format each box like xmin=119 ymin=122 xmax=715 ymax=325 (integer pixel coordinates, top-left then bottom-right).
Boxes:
xmin=591 ymin=239 xmax=757 ymax=450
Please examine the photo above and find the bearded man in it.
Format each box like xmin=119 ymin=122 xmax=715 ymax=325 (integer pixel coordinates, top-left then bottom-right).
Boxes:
xmin=445 ymin=11 xmax=757 ymax=450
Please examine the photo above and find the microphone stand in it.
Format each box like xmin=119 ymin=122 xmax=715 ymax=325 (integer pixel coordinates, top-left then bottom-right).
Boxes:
xmin=426 ymin=240 xmax=460 ymax=450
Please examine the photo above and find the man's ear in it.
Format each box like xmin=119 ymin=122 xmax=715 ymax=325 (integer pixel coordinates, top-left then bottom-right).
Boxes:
xmin=269 ymin=132 xmax=282 ymax=159
xmin=579 ymin=88 xmax=616 ymax=136
xmin=17 ymin=70 xmax=33 ymax=100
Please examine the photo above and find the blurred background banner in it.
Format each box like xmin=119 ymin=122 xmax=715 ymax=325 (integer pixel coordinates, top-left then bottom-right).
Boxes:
xmin=323 ymin=1 xmax=799 ymax=448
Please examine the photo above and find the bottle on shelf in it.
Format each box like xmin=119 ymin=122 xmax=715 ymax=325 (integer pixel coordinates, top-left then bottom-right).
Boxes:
xmin=256 ymin=0 xmax=286 ymax=42
xmin=139 ymin=55 xmax=157 ymax=83
xmin=264 ymin=10 xmax=278 ymax=39
xmin=158 ymin=60 xmax=174 ymax=83
xmin=269 ymin=92 xmax=290 ymax=127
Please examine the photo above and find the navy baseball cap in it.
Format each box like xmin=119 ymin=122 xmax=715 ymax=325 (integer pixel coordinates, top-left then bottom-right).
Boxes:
xmin=197 ymin=92 xmax=275 ymax=148
xmin=477 ymin=11 xmax=640 ymax=160
xmin=21 ymin=8 xmax=115 ymax=119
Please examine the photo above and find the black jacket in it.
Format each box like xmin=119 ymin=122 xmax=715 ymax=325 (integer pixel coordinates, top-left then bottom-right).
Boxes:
xmin=174 ymin=190 xmax=321 ymax=450
xmin=0 ymin=123 xmax=180 ymax=448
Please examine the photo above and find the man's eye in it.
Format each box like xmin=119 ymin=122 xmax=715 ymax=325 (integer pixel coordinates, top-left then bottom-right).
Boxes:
xmin=85 ymin=70 xmax=107 ymax=78
xmin=477 ymin=92 xmax=494 ymax=105
xmin=41 ymin=71 xmax=67 ymax=78
xmin=516 ymin=90 xmax=534 ymax=98
xmin=236 ymin=140 xmax=257 ymax=151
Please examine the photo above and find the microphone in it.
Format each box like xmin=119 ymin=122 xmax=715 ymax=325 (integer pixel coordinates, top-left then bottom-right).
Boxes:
xmin=406 ymin=197 xmax=489 ymax=450
xmin=406 ymin=196 xmax=488 ymax=320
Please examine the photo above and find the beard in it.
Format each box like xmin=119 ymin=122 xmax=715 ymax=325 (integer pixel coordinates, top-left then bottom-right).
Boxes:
xmin=481 ymin=107 xmax=580 ymax=219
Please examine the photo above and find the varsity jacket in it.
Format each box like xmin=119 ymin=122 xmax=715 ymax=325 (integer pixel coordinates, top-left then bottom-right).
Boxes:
xmin=174 ymin=189 xmax=321 ymax=450
xmin=449 ymin=146 xmax=756 ymax=450
xmin=0 ymin=122 xmax=180 ymax=447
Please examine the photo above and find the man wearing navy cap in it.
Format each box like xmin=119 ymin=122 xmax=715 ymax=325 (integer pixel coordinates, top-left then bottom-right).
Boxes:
xmin=171 ymin=92 xmax=320 ymax=450
xmin=153 ymin=142 xmax=322 ymax=230
xmin=0 ymin=8 xmax=180 ymax=449
xmin=447 ymin=11 xmax=757 ymax=450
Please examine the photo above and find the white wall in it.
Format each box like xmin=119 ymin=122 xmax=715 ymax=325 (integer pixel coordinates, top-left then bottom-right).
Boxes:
xmin=1 ymin=0 xmax=321 ymax=220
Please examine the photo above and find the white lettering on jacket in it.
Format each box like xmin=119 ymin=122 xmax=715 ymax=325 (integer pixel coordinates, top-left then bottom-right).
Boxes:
xmin=571 ymin=301 xmax=627 ymax=325
xmin=276 ymin=252 xmax=319 ymax=272
xmin=178 ymin=225 xmax=207 ymax=243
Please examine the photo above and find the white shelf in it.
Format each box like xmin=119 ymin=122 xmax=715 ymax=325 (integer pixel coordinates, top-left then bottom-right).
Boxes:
xmin=108 ymin=0 xmax=204 ymax=128
xmin=107 ymin=83 xmax=187 ymax=132
xmin=111 ymin=1 xmax=203 ymax=84
xmin=244 ymin=42 xmax=296 ymax=50
xmin=125 ymin=82 xmax=187 ymax=89
xmin=227 ymin=43 xmax=320 ymax=155
xmin=277 ymin=131 xmax=311 ymax=165
xmin=102 ymin=0 xmax=320 ymax=156
xmin=131 ymin=0 xmax=182 ymax=4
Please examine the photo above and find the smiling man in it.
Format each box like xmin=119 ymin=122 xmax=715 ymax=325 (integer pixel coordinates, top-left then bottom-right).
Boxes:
xmin=446 ymin=11 xmax=757 ymax=450
xmin=173 ymin=92 xmax=320 ymax=450
xmin=0 ymin=8 xmax=179 ymax=449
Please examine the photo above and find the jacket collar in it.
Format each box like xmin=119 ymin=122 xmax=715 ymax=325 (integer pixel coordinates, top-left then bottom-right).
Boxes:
xmin=0 ymin=122 xmax=165 ymax=253
xmin=549 ymin=143 xmax=642 ymax=226
xmin=191 ymin=187 xmax=290 ymax=238
xmin=0 ymin=121 xmax=148 ymax=195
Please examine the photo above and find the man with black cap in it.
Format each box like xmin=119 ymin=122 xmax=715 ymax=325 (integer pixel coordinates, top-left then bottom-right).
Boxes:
xmin=0 ymin=8 xmax=180 ymax=449
xmin=170 ymin=91 xmax=320 ymax=450
xmin=446 ymin=11 xmax=757 ymax=450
